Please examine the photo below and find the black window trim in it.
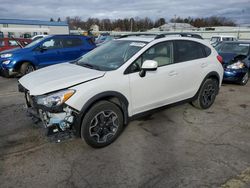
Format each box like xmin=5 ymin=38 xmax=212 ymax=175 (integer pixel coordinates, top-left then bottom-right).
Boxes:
xmin=124 ymin=40 xmax=175 ymax=75
xmin=173 ymin=40 xmax=209 ymax=64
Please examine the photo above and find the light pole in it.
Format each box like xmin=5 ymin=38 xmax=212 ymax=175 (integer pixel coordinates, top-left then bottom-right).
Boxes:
xmin=130 ymin=18 xmax=133 ymax=32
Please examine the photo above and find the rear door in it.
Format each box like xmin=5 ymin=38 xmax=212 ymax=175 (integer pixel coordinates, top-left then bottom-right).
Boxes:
xmin=33 ymin=37 xmax=65 ymax=67
xmin=60 ymin=37 xmax=86 ymax=61
xmin=171 ymin=40 xmax=209 ymax=99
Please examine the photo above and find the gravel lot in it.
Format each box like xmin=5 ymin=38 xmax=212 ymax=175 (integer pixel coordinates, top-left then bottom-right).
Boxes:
xmin=0 ymin=76 xmax=249 ymax=188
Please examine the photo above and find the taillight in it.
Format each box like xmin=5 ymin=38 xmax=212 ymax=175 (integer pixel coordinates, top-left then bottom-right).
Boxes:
xmin=217 ymin=55 xmax=223 ymax=64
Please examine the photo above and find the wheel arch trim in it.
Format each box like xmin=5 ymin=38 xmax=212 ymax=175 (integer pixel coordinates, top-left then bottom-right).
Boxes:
xmin=73 ymin=91 xmax=129 ymax=137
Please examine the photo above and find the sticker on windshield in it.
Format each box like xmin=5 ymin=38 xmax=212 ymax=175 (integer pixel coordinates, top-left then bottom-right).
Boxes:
xmin=239 ymin=44 xmax=250 ymax=46
xmin=130 ymin=42 xmax=146 ymax=47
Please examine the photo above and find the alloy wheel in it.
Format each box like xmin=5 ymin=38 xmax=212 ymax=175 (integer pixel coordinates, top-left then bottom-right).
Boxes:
xmin=89 ymin=111 xmax=119 ymax=143
xmin=201 ymin=83 xmax=216 ymax=107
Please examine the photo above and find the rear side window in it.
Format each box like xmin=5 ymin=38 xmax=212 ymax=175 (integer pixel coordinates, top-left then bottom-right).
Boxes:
xmin=62 ymin=38 xmax=83 ymax=48
xmin=174 ymin=40 xmax=206 ymax=63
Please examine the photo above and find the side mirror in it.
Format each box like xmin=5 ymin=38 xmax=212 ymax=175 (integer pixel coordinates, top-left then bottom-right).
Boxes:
xmin=39 ymin=46 xmax=48 ymax=52
xmin=139 ymin=60 xmax=158 ymax=77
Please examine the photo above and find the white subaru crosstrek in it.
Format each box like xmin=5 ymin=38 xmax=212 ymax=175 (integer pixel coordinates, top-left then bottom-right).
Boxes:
xmin=18 ymin=33 xmax=224 ymax=148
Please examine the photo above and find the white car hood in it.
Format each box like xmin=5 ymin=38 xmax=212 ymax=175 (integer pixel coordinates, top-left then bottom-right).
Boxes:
xmin=19 ymin=63 xmax=105 ymax=95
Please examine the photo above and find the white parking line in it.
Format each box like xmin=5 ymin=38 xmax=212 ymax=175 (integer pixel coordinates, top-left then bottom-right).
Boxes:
xmin=0 ymin=91 xmax=22 ymax=97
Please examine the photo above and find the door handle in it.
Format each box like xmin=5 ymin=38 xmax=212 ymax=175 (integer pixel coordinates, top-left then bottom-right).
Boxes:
xmin=201 ymin=62 xmax=208 ymax=68
xmin=168 ymin=70 xmax=178 ymax=76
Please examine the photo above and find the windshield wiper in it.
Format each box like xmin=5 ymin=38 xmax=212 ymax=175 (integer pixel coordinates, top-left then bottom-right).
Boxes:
xmin=80 ymin=62 xmax=100 ymax=70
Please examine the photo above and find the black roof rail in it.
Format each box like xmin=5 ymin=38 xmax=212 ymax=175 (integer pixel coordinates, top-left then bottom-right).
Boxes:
xmin=118 ymin=33 xmax=158 ymax=38
xmin=154 ymin=32 xmax=203 ymax=39
xmin=117 ymin=32 xmax=203 ymax=40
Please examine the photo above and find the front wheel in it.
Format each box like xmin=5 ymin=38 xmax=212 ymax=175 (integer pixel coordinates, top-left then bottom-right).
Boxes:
xmin=20 ymin=62 xmax=35 ymax=76
xmin=192 ymin=78 xmax=219 ymax=109
xmin=81 ymin=101 xmax=124 ymax=148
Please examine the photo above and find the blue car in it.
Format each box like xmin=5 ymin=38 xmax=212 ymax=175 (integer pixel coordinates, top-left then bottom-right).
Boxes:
xmin=215 ymin=41 xmax=249 ymax=85
xmin=0 ymin=35 xmax=96 ymax=77
xmin=95 ymin=35 xmax=114 ymax=46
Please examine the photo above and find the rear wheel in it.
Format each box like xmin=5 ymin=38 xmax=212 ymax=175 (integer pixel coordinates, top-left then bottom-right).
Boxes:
xmin=239 ymin=72 xmax=248 ymax=86
xmin=81 ymin=101 xmax=124 ymax=148
xmin=192 ymin=78 xmax=219 ymax=109
xmin=20 ymin=62 xmax=35 ymax=76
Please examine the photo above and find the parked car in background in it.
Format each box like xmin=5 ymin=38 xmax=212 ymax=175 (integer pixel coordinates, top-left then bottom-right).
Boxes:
xmin=31 ymin=34 xmax=48 ymax=41
xmin=210 ymin=35 xmax=237 ymax=47
xmin=0 ymin=38 xmax=32 ymax=52
xmin=18 ymin=34 xmax=223 ymax=148
xmin=0 ymin=35 xmax=96 ymax=77
xmin=95 ymin=35 xmax=114 ymax=46
xmin=215 ymin=41 xmax=250 ymax=85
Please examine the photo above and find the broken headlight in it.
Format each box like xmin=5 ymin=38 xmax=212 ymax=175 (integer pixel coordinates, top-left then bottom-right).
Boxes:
xmin=36 ymin=89 xmax=75 ymax=108
xmin=227 ymin=61 xmax=245 ymax=69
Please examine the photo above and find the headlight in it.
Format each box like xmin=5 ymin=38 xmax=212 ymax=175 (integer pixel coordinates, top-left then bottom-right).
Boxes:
xmin=2 ymin=60 xmax=11 ymax=65
xmin=36 ymin=89 xmax=75 ymax=108
xmin=227 ymin=61 xmax=245 ymax=69
xmin=0 ymin=53 xmax=12 ymax=58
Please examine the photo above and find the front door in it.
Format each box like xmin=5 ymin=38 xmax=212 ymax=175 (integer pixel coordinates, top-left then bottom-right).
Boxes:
xmin=33 ymin=37 xmax=65 ymax=68
xmin=127 ymin=41 xmax=178 ymax=114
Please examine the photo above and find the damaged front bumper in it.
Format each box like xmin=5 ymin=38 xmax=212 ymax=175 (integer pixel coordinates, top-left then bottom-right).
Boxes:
xmin=20 ymin=84 xmax=79 ymax=142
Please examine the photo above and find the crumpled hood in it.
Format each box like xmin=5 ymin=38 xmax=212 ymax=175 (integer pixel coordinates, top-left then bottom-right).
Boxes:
xmin=19 ymin=63 xmax=105 ymax=95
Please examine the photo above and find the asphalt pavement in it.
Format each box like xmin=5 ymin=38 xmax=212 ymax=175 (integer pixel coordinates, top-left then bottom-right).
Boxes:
xmin=0 ymin=76 xmax=249 ymax=188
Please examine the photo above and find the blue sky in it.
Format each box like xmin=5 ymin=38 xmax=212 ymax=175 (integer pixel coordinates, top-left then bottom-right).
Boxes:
xmin=0 ymin=0 xmax=249 ymax=24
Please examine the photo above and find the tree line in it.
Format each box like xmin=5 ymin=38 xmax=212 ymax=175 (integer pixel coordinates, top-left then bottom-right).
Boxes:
xmin=50 ymin=16 xmax=236 ymax=31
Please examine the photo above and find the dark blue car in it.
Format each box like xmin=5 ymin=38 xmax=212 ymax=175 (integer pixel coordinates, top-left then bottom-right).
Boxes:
xmin=0 ymin=35 xmax=96 ymax=77
xmin=215 ymin=41 xmax=249 ymax=85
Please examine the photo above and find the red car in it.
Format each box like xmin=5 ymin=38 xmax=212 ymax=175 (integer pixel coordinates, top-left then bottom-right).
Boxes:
xmin=0 ymin=38 xmax=32 ymax=52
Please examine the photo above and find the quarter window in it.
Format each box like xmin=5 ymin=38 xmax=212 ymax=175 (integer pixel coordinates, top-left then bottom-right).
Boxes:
xmin=174 ymin=40 xmax=205 ymax=63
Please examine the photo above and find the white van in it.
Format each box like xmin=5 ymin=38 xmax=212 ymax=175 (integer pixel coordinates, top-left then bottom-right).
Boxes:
xmin=210 ymin=35 xmax=237 ymax=46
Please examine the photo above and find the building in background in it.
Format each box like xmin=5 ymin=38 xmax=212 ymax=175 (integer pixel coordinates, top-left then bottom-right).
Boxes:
xmin=149 ymin=22 xmax=197 ymax=32
xmin=0 ymin=19 xmax=69 ymax=38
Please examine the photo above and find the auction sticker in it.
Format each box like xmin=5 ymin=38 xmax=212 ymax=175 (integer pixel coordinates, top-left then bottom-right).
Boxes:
xmin=130 ymin=42 xmax=146 ymax=47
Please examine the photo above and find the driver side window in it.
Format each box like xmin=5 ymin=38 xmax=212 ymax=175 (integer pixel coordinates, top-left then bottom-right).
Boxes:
xmin=127 ymin=41 xmax=174 ymax=73
xmin=41 ymin=38 xmax=62 ymax=50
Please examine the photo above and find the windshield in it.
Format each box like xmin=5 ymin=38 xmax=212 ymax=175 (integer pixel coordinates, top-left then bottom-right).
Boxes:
xmin=24 ymin=37 xmax=47 ymax=48
xmin=211 ymin=37 xmax=219 ymax=42
xmin=77 ymin=40 xmax=147 ymax=71
xmin=216 ymin=43 xmax=250 ymax=55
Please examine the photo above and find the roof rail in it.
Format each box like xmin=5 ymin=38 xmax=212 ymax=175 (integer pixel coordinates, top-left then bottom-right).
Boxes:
xmin=154 ymin=32 xmax=203 ymax=39
xmin=118 ymin=32 xmax=203 ymax=40
xmin=118 ymin=33 xmax=158 ymax=38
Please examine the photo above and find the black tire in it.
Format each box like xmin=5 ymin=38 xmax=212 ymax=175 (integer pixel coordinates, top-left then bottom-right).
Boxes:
xmin=239 ymin=72 xmax=248 ymax=86
xmin=20 ymin=62 xmax=35 ymax=76
xmin=81 ymin=101 xmax=124 ymax=148
xmin=192 ymin=78 xmax=219 ymax=109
